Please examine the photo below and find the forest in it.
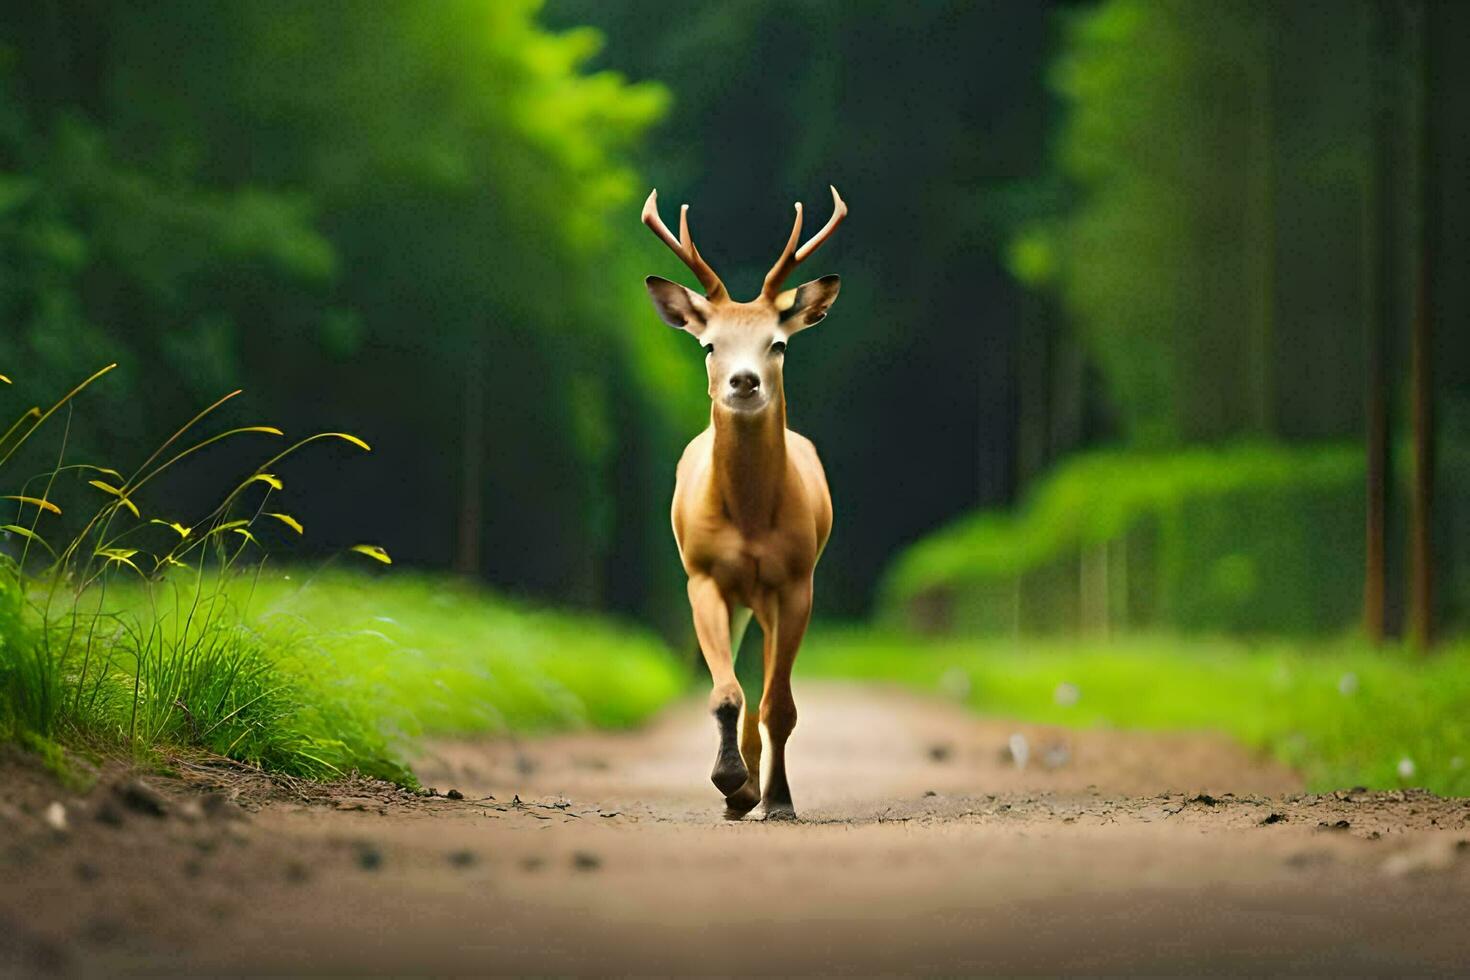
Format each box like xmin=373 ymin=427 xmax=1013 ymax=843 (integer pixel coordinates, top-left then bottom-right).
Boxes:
xmin=2 ymin=0 xmax=1467 ymax=766
xmin=4 ymin=1 xmax=1466 ymax=637
xmin=3 ymin=3 xmax=1470 ymax=971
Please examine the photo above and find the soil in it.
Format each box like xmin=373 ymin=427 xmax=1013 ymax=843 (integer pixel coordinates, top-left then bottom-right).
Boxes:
xmin=4 ymin=682 xmax=1470 ymax=975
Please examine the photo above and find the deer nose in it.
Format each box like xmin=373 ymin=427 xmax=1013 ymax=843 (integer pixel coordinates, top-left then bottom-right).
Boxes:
xmin=729 ymin=371 xmax=760 ymax=397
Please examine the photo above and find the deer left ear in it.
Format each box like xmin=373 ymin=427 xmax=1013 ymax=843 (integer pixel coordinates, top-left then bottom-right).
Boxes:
xmin=775 ymin=275 xmax=841 ymax=333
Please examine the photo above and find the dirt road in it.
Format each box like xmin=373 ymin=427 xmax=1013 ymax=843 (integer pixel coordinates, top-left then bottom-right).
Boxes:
xmin=4 ymin=682 xmax=1470 ymax=975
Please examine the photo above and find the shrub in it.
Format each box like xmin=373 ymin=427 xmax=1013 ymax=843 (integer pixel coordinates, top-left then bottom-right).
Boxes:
xmin=879 ymin=442 xmax=1383 ymax=636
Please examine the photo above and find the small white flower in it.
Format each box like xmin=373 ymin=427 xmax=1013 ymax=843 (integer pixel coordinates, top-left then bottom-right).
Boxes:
xmin=1338 ymin=672 xmax=1358 ymax=696
xmin=1054 ymin=682 xmax=1080 ymax=707
xmin=44 ymin=801 xmax=67 ymax=832
xmin=1008 ymin=733 xmax=1030 ymax=771
xmin=1397 ymin=757 xmax=1416 ymax=780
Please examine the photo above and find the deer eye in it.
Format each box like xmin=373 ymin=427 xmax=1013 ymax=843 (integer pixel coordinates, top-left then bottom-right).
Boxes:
xmin=771 ymin=340 xmax=787 ymax=354
xmin=703 ymin=344 xmax=714 ymax=356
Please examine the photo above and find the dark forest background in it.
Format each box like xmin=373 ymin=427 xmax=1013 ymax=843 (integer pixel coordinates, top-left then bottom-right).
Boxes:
xmin=3 ymin=0 xmax=1467 ymax=643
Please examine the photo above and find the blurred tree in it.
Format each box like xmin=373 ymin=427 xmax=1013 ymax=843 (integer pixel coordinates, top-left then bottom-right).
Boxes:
xmin=1362 ymin=0 xmax=1401 ymax=644
xmin=1406 ymin=0 xmax=1436 ymax=650
xmin=1014 ymin=0 xmax=1470 ymax=638
xmin=0 ymin=0 xmax=703 ymax=629
xmin=547 ymin=0 xmax=1065 ymax=613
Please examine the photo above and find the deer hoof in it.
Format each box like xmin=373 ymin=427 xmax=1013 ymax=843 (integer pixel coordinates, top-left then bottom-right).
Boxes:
xmin=710 ymin=702 xmax=748 ymax=795
xmin=722 ymin=782 xmax=760 ymax=819
xmin=710 ymin=754 xmax=749 ymax=796
xmin=763 ymin=801 xmax=797 ymax=822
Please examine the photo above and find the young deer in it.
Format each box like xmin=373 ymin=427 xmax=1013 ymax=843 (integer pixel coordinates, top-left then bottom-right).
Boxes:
xmin=642 ymin=186 xmax=846 ymax=820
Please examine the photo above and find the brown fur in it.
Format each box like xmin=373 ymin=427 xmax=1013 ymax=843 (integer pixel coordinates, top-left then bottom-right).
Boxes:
xmin=642 ymin=188 xmax=846 ymax=820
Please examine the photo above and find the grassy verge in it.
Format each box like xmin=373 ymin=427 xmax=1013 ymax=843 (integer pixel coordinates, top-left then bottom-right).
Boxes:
xmin=1 ymin=567 xmax=686 ymax=783
xmin=241 ymin=568 xmax=686 ymax=741
xmin=0 ymin=367 xmax=687 ymax=784
xmin=802 ymin=628 xmax=1470 ymax=797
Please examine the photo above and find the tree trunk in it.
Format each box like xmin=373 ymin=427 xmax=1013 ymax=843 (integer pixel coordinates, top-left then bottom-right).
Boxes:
xmin=454 ymin=337 xmax=485 ymax=576
xmin=1247 ymin=6 xmax=1276 ymax=435
xmin=1407 ymin=0 xmax=1435 ymax=651
xmin=1361 ymin=0 xmax=1395 ymax=644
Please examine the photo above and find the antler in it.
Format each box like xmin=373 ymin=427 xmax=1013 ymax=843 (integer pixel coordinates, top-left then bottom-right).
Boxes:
xmin=641 ymin=190 xmax=727 ymax=301
xmin=761 ymin=185 xmax=848 ymax=301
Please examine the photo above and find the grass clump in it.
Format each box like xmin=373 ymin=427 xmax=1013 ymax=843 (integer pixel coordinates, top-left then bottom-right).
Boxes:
xmin=0 ymin=365 xmax=408 ymax=778
xmin=0 ymin=367 xmax=685 ymax=782
xmin=218 ymin=569 xmax=686 ymax=742
xmin=802 ymin=628 xmax=1470 ymax=796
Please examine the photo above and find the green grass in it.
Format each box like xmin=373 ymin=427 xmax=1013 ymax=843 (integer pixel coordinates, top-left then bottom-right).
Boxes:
xmin=802 ymin=628 xmax=1470 ymax=797
xmin=1 ymin=565 xmax=687 ymax=783
xmin=0 ymin=366 xmax=688 ymax=784
xmin=241 ymin=568 xmax=687 ymax=740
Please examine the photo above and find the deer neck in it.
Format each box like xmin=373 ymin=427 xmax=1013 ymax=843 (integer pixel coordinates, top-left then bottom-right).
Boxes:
xmin=711 ymin=393 xmax=787 ymax=533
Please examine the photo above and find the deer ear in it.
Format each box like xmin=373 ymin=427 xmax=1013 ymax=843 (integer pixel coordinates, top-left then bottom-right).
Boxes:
xmin=645 ymin=276 xmax=713 ymax=335
xmin=775 ymin=275 xmax=841 ymax=333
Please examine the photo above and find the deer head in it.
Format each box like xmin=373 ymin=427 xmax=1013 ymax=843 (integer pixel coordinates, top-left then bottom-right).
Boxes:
xmin=643 ymin=187 xmax=847 ymax=415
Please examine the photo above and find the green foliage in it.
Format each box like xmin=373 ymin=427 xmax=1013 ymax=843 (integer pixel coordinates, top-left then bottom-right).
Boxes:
xmin=1034 ymin=0 xmax=1388 ymax=445
xmin=0 ymin=367 xmax=684 ymax=781
xmin=881 ymin=442 xmax=1366 ymax=634
xmin=0 ymin=364 xmax=403 ymax=777
xmin=241 ymin=569 xmax=686 ymax=739
xmin=549 ymin=0 xmax=1063 ymax=614
xmin=0 ymin=0 xmax=701 ymax=624
xmin=2 ymin=564 xmax=686 ymax=782
xmin=803 ymin=629 xmax=1470 ymax=797
xmin=1041 ymin=0 xmax=1276 ymax=443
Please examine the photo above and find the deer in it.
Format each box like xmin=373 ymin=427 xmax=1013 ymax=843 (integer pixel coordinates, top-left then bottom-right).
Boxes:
xmin=641 ymin=185 xmax=846 ymax=821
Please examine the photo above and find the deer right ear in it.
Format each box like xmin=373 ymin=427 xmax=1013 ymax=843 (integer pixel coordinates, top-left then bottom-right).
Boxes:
xmin=645 ymin=276 xmax=713 ymax=335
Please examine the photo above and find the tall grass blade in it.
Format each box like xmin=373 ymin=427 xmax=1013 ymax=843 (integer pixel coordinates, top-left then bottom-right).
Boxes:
xmin=3 ymin=495 xmax=61 ymax=515
xmin=0 ymin=363 xmax=116 ymax=469
xmin=349 ymin=544 xmax=392 ymax=565
xmin=2 ymin=524 xmax=56 ymax=558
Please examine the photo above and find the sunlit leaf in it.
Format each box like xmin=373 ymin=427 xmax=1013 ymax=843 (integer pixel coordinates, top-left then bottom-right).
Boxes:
xmin=207 ymin=519 xmax=250 ymax=536
xmin=1 ymin=524 xmax=55 ymax=557
xmin=323 ymin=432 xmax=371 ymax=452
xmin=3 ymin=495 xmax=60 ymax=515
xmin=149 ymin=519 xmax=191 ymax=538
xmin=232 ymin=527 xmax=260 ymax=547
xmin=154 ymin=554 xmax=194 ymax=572
xmin=265 ymin=512 xmax=304 ymax=535
xmin=0 ymin=374 xmax=10 ymax=384
xmin=349 ymin=543 xmax=392 ymax=565
xmin=96 ymin=547 xmax=144 ymax=575
xmin=87 ymin=480 xmax=140 ymax=518
xmin=246 ymin=473 xmax=284 ymax=491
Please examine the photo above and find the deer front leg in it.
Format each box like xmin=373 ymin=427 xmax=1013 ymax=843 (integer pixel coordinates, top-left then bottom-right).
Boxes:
xmin=757 ymin=581 xmax=812 ymax=821
xmin=687 ymin=575 xmax=749 ymax=799
xmin=724 ymin=606 xmax=762 ymax=818
xmin=723 ymin=696 xmax=763 ymax=818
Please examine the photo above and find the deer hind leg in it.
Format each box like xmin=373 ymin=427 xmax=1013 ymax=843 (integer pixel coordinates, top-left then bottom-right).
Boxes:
xmin=757 ymin=582 xmax=811 ymax=821
xmin=687 ymin=576 xmax=748 ymax=798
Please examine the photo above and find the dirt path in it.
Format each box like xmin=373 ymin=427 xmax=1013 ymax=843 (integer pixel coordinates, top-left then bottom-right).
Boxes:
xmin=5 ymin=682 xmax=1470 ymax=975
